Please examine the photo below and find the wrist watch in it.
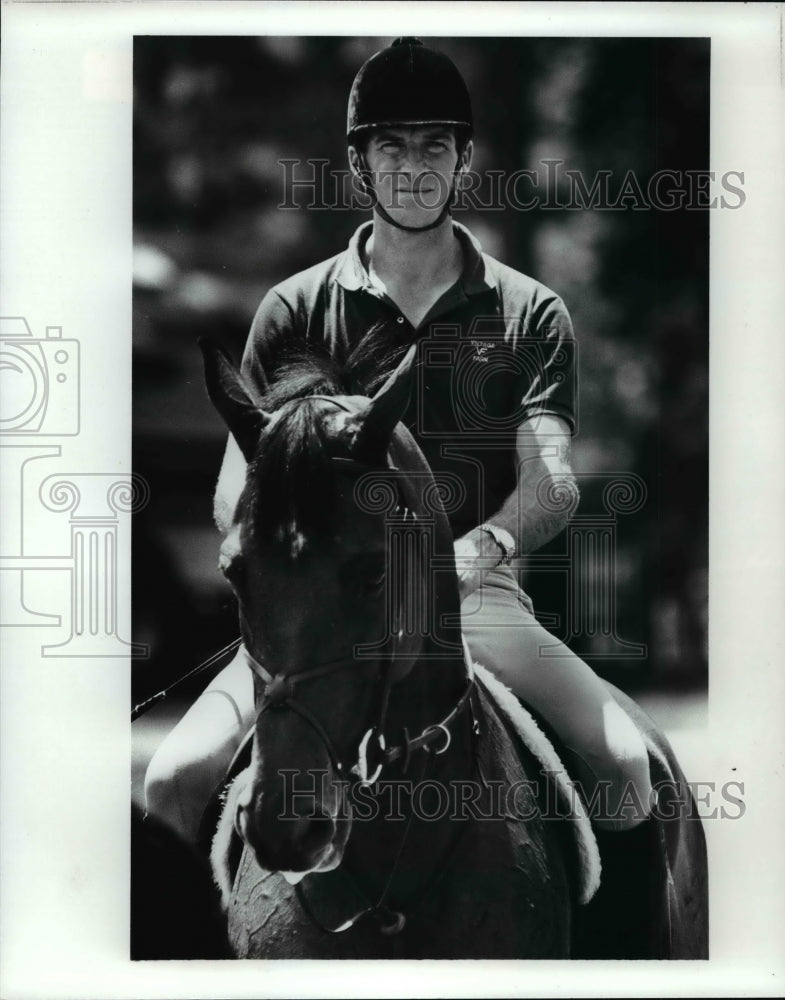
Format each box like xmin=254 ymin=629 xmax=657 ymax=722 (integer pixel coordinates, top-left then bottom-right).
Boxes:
xmin=478 ymin=523 xmax=516 ymax=566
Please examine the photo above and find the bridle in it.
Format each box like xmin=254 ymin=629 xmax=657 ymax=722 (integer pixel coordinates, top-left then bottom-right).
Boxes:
xmin=244 ymin=640 xmax=475 ymax=788
xmin=234 ymin=393 xmax=480 ymax=935
xmin=242 ymin=542 xmax=476 ymax=938
xmin=241 ymin=394 xmax=476 ymax=787
xmin=239 ymin=601 xmax=476 ymax=938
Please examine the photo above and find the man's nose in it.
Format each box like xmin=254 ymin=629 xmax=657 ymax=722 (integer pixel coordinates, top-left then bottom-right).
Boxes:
xmin=400 ymin=143 xmax=427 ymax=171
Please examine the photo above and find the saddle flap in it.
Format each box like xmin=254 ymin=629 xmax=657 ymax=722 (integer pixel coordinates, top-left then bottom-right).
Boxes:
xmin=472 ymin=662 xmax=602 ymax=906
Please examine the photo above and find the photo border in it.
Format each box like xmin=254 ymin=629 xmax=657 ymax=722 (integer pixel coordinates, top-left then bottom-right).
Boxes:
xmin=2 ymin=2 xmax=783 ymax=997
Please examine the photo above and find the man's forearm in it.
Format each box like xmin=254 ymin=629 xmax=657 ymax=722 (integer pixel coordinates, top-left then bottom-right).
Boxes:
xmin=453 ymin=467 xmax=579 ymax=603
xmin=490 ymin=469 xmax=580 ymax=555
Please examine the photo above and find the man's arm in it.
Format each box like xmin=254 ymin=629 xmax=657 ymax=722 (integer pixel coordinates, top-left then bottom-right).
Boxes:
xmin=454 ymin=414 xmax=579 ymax=601
xmin=214 ymin=434 xmax=246 ymax=534
xmin=212 ymin=287 xmax=299 ymax=533
xmin=505 ymin=413 xmax=580 ymax=554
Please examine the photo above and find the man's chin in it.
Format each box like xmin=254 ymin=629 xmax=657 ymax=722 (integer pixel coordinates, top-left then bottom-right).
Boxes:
xmin=377 ymin=208 xmax=448 ymax=230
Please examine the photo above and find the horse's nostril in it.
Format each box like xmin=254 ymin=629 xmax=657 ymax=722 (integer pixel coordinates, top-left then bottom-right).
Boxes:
xmin=238 ymin=801 xmax=337 ymax=872
xmin=288 ymin=809 xmax=335 ymax=854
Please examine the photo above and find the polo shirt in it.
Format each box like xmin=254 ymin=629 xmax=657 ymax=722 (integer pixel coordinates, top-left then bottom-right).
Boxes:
xmin=241 ymin=221 xmax=576 ymax=538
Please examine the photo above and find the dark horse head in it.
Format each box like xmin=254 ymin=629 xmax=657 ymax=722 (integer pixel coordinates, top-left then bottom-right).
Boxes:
xmin=200 ymin=338 xmax=466 ymax=881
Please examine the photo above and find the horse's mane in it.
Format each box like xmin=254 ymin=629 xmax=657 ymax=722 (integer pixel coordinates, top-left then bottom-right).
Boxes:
xmin=242 ymin=324 xmax=412 ymax=550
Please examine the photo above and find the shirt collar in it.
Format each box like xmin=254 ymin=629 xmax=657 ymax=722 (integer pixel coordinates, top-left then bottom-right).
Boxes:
xmin=334 ymin=219 xmax=497 ymax=296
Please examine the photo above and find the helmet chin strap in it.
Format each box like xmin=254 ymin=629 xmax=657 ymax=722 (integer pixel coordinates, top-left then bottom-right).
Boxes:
xmin=373 ymin=201 xmax=451 ymax=233
xmin=355 ymin=153 xmax=460 ymax=234
xmin=372 ymin=201 xmax=452 ymax=233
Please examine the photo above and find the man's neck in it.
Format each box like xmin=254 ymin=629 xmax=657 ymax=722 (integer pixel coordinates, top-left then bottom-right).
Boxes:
xmin=365 ymin=213 xmax=463 ymax=293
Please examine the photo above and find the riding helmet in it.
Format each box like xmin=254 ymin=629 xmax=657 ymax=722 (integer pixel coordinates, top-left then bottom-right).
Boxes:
xmin=346 ymin=37 xmax=473 ymax=142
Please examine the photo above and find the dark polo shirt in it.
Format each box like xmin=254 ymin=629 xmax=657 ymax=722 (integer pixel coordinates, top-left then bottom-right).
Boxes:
xmin=241 ymin=221 xmax=576 ymax=537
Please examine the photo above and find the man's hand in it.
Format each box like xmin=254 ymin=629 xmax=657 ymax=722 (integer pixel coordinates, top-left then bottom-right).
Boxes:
xmin=453 ymin=528 xmax=505 ymax=604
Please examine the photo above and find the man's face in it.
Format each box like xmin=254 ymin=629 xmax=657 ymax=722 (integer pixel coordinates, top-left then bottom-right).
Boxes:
xmin=351 ymin=125 xmax=471 ymax=227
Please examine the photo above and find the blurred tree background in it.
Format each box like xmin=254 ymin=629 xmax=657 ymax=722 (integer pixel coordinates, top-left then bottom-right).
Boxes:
xmin=132 ymin=36 xmax=708 ymax=707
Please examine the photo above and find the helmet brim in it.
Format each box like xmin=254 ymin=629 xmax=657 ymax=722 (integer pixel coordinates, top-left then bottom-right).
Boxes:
xmin=348 ymin=120 xmax=473 ymax=141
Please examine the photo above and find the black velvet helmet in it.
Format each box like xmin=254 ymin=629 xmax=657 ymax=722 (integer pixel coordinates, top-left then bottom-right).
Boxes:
xmin=347 ymin=37 xmax=473 ymax=142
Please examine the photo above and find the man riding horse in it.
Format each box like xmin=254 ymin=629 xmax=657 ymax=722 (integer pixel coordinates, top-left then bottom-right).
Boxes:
xmin=145 ymin=36 xmax=655 ymax=865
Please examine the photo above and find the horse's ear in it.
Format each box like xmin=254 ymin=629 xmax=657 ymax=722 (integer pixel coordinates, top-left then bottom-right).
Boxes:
xmin=352 ymin=343 xmax=417 ymax=459
xmin=199 ymin=338 xmax=272 ymax=462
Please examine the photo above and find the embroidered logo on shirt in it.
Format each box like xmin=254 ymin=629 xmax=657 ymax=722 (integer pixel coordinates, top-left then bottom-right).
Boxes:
xmin=470 ymin=340 xmax=496 ymax=363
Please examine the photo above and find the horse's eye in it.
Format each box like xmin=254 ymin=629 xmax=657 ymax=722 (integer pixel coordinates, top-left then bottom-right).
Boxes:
xmin=342 ymin=554 xmax=387 ymax=595
xmin=361 ymin=556 xmax=388 ymax=595
xmin=363 ymin=569 xmax=386 ymax=593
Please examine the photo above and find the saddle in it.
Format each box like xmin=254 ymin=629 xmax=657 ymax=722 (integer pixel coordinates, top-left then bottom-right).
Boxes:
xmin=472 ymin=662 xmax=602 ymax=906
xmin=475 ymin=662 xmax=709 ymax=958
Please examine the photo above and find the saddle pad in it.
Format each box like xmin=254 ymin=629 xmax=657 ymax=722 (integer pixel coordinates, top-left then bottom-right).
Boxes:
xmin=472 ymin=661 xmax=602 ymax=905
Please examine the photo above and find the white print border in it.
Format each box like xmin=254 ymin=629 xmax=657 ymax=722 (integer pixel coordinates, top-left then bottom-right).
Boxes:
xmin=1 ymin=5 xmax=783 ymax=1000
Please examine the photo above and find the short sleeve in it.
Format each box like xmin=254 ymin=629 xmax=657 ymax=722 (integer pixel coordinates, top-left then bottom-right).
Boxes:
xmin=517 ymin=294 xmax=576 ymax=433
xmin=240 ymin=289 xmax=300 ymax=398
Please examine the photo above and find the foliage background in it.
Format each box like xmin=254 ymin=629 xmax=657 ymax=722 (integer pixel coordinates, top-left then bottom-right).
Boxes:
xmin=132 ymin=36 xmax=709 ymax=705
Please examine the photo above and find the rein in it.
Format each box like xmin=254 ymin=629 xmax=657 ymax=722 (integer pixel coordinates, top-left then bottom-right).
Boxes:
xmin=131 ymin=637 xmax=242 ymax=722
xmin=243 ymin=643 xmax=475 ymax=787
xmin=244 ymin=592 xmax=476 ymax=938
xmin=290 ymin=669 xmax=484 ymax=938
xmin=293 ymin=742 xmax=472 ymax=938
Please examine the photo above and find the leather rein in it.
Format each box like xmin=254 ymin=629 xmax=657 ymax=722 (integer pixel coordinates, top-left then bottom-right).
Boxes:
xmin=244 ymin=641 xmax=475 ymax=788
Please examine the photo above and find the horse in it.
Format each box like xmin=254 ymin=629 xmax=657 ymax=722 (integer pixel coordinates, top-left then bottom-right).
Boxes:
xmin=198 ymin=337 xmax=708 ymax=959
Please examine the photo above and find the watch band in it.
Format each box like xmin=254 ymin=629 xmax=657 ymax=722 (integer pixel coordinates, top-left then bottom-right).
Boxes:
xmin=478 ymin=523 xmax=516 ymax=566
